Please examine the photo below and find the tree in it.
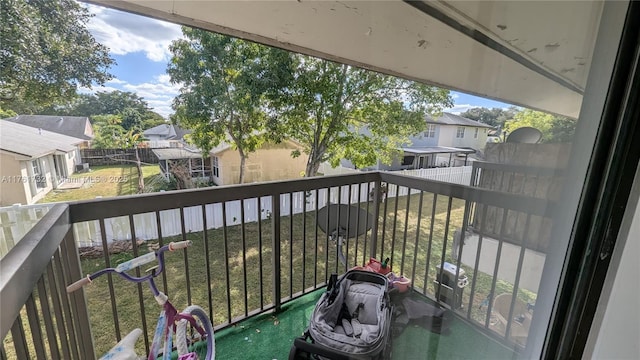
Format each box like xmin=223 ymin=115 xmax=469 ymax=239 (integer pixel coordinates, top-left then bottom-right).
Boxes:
xmin=0 ymin=106 xmax=16 ymax=119
xmin=120 ymin=108 xmax=143 ymax=131
xmin=459 ymin=107 xmax=518 ymax=129
xmin=0 ymin=0 xmax=113 ymax=109
xmin=92 ymin=91 xmax=150 ymax=117
xmin=141 ymin=111 xmax=167 ymax=129
xmin=168 ymin=29 xmax=290 ymax=183
xmin=120 ymin=129 xmax=146 ymax=194
xmin=504 ymin=109 xmax=576 ymax=143
xmin=91 ymin=115 xmax=126 ymax=149
xmin=268 ymin=56 xmax=453 ymax=177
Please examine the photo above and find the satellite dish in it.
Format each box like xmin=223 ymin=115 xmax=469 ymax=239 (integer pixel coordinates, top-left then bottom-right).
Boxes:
xmin=506 ymin=127 xmax=543 ymax=144
xmin=317 ymin=204 xmax=373 ymax=238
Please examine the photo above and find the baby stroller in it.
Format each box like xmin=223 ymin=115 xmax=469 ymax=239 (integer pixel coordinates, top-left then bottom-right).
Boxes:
xmin=289 ymin=270 xmax=393 ymax=360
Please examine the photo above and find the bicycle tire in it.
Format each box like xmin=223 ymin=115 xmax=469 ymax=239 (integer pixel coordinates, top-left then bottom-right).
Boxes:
xmin=176 ymin=305 xmax=215 ymax=360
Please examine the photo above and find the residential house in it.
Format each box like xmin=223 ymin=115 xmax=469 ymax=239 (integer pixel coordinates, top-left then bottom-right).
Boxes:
xmin=153 ymin=139 xmax=308 ymax=186
xmin=416 ymin=112 xmax=492 ymax=150
xmin=344 ymin=113 xmax=492 ymax=171
xmin=4 ymin=115 xmax=94 ymax=148
xmin=0 ymin=121 xmax=83 ymax=206
xmin=400 ymin=113 xmax=493 ymax=167
xmin=210 ymin=140 xmax=308 ymax=185
xmin=142 ymin=124 xmax=191 ymax=148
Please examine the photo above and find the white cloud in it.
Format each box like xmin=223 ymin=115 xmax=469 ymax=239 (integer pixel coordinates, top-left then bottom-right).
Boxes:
xmin=106 ymin=78 xmax=127 ymax=85
xmin=123 ymin=76 xmax=181 ymax=118
xmin=445 ymin=104 xmax=474 ymax=115
xmin=77 ymin=75 xmax=180 ymax=118
xmin=77 ymin=84 xmax=121 ymax=94
xmin=85 ymin=4 xmax=183 ymax=62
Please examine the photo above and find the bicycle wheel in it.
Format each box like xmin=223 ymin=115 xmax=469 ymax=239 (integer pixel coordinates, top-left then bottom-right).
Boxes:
xmin=176 ymin=305 xmax=215 ymax=360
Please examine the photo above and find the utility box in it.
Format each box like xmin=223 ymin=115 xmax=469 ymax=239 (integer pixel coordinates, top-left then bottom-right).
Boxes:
xmin=434 ymin=262 xmax=468 ymax=309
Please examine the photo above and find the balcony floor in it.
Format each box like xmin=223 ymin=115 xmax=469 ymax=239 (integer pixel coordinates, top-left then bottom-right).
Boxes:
xmin=214 ymin=289 xmax=517 ymax=359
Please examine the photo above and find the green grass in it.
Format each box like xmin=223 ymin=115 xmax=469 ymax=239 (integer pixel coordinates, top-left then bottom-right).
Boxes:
xmin=78 ymin=192 xmax=536 ymax=356
xmin=40 ymin=165 xmax=162 ymax=203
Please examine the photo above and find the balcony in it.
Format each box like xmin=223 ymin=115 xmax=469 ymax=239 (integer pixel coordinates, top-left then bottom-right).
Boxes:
xmin=0 ymin=161 xmax=552 ymax=359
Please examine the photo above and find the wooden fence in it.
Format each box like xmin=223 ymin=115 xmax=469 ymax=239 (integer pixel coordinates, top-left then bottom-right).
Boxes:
xmin=80 ymin=148 xmax=159 ymax=166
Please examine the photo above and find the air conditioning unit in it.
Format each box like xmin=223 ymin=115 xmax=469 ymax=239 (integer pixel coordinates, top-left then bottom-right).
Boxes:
xmin=76 ymin=163 xmax=89 ymax=172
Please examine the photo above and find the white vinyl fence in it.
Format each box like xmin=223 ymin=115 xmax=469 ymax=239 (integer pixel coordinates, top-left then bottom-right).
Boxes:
xmin=396 ymin=166 xmax=473 ymax=186
xmin=320 ymin=163 xmax=473 ymax=186
xmin=72 ymin=166 xmax=472 ymax=246
xmin=0 ymin=166 xmax=474 ymax=248
xmin=72 ymin=185 xmax=378 ymax=247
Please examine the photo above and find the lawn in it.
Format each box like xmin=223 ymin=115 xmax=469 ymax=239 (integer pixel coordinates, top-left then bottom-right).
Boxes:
xmin=40 ymin=165 xmax=163 ymax=203
xmin=74 ymin=191 xmax=537 ymax=356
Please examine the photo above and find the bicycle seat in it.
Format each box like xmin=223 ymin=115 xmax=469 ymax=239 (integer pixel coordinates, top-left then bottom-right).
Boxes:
xmin=99 ymin=328 xmax=143 ymax=360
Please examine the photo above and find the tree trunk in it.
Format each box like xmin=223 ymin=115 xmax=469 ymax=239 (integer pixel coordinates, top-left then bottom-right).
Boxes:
xmin=135 ymin=147 xmax=144 ymax=193
xmin=238 ymin=148 xmax=246 ymax=184
xmin=305 ymin=149 xmax=324 ymax=177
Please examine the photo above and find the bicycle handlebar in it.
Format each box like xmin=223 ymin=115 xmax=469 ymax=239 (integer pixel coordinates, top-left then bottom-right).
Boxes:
xmin=67 ymin=241 xmax=193 ymax=293
xmin=66 ymin=276 xmax=91 ymax=293
xmin=169 ymin=240 xmax=192 ymax=251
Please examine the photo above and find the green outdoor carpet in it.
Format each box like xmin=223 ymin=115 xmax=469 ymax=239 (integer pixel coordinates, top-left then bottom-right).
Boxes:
xmin=214 ymin=289 xmax=517 ymax=360
xmin=214 ymin=290 xmax=323 ymax=360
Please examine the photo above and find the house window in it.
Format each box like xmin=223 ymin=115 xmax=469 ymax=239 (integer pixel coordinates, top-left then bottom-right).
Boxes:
xmin=474 ymin=128 xmax=479 ymax=138
xmin=456 ymin=127 xmax=465 ymax=138
xmin=31 ymin=160 xmax=46 ymax=189
xmin=424 ymin=124 xmax=436 ymax=138
xmin=401 ymin=155 xmax=415 ymax=166
xmin=212 ymin=156 xmax=220 ymax=178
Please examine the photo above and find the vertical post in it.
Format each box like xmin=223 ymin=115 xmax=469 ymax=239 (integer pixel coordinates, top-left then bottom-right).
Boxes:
xmin=370 ymin=176 xmax=382 ymax=260
xmin=271 ymin=194 xmax=282 ymax=311
xmin=62 ymin=228 xmax=96 ymax=360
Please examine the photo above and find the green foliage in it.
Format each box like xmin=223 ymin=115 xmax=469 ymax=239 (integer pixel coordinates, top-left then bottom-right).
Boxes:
xmin=91 ymin=115 xmax=125 ymax=149
xmin=120 ymin=108 xmax=142 ymax=131
xmin=0 ymin=106 xmax=16 ymax=119
xmin=92 ymin=114 xmax=145 ymax=149
xmin=267 ymin=56 xmax=453 ymax=176
xmin=92 ymin=91 xmax=150 ymax=117
xmin=168 ymin=29 xmax=291 ymax=183
xmin=0 ymin=0 xmax=113 ymax=109
xmin=30 ymin=91 xmax=163 ymax=128
xmin=459 ymin=107 xmax=518 ymax=129
xmin=141 ymin=111 xmax=167 ymax=129
xmin=504 ymin=109 xmax=576 ymax=143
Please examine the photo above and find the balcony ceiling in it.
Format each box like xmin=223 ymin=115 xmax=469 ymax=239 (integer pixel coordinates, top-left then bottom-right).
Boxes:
xmin=88 ymin=0 xmax=604 ymax=118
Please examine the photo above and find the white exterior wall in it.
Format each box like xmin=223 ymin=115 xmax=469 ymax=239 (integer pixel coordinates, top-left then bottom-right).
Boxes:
xmin=408 ymin=125 xmax=439 ymax=147
xmin=145 ymin=134 xmax=165 ymax=141
xmin=437 ymin=125 xmax=457 ymax=147
xmin=438 ymin=125 xmax=488 ymax=150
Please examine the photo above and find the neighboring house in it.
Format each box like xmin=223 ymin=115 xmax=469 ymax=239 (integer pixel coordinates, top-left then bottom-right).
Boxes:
xmin=0 ymin=121 xmax=83 ymax=206
xmin=396 ymin=112 xmax=492 ymax=169
xmin=4 ymin=115 xmax=94 ymax=148
xmin=142 ymin=124 xmax=191 ymax=148
xmin=153 ymin=139 xmax=308 ymax=186
xmin=413 ymin=112 xmax=493 ymax=150
xmin=211 ymin=140 xmax=308 ymax=185
xmin=345 ymin=113 xmax=493 ymax=171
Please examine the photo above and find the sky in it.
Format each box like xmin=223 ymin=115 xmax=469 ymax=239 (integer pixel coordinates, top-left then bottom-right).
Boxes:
xmin=82 ymin=4 xmax=512 ymax=119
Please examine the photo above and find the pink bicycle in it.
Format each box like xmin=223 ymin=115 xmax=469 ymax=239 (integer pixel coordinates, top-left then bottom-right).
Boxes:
xmin=67 ymin=240 xmax=215 ymax=360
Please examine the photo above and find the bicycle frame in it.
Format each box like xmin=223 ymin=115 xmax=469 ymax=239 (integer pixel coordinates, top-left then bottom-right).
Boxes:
xmin=67 ymin=241 xmax=214 ymax=360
